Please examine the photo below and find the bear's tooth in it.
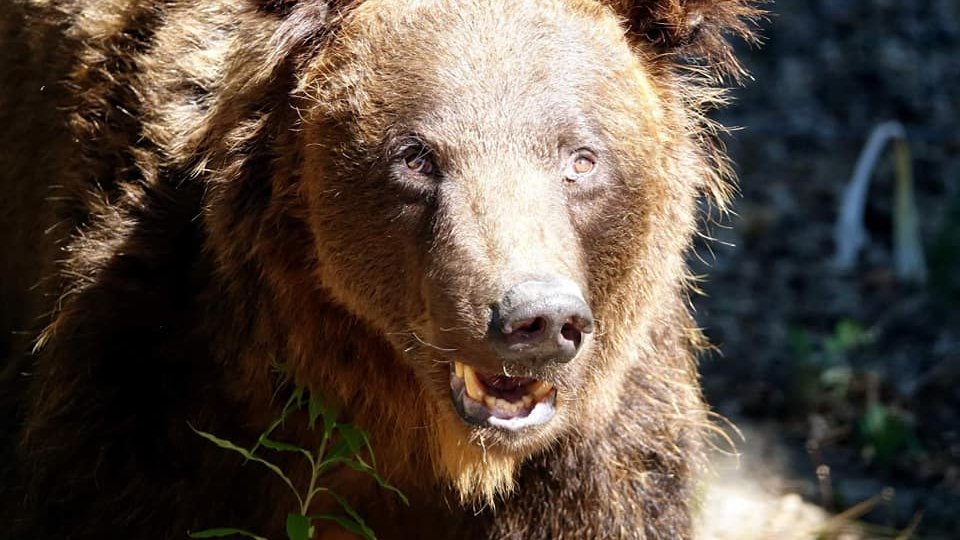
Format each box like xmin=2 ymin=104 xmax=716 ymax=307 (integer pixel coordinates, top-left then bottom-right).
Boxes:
xmin=454 ymin=360 xmax=464 ymax=378
xmin=522 ymin=395 xmax=533 ymax=406
xmin=530 ymin=381 xmax=554 ymax=400
xmin=463 ymin=365 xmax=485 ymax=401
xmin=496 ymin=398 xmax=516 ymax=413
xmin=483 ymin=395 xmax=496 ymax=409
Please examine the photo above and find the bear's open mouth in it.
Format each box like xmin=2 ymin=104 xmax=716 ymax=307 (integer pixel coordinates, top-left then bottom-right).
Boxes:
xmin=449 ymin=360 xmax=557 ymax=431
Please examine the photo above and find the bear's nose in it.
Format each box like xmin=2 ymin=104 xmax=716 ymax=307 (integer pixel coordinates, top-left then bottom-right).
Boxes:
xmin=489 ymin=279 xmax=594 ymax=366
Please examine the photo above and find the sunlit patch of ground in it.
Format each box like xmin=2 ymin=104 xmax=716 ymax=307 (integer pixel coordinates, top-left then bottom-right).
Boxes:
xmin=698 ymin=484 xmax=847 ymax=540
xmin=697 ymin=424 xmax=870 ymax=540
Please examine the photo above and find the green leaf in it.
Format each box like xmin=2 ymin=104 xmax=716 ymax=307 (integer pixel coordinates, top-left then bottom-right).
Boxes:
xmin=321 ymin=399 xmax=341 ymax=439
xmin=258 ymin=435 xmax=312 ymax=458
xmin=825 ymin=319 xmax=874 ymax=360
xmin=251 ymin=390 xmax=303 ymax=455
xmin=336 ymin=424 xmax=377 ymax=468
xmin=286 ymin=513 xmax=312 ymax=540
xmin=189 ymin=424 xmax=303 ymax=509
xmin=258 ymin=435 xmax=316 ymax=468
xmin=258 ymin=435 xmax=303 ymax=454
xmin=311 ymin=514 xmax=374 ymax=540
xmin=320 ymin=440 xmax=353 ymax=465
xmin=308 ymin=392 xmax=323 ymax=430
xmin=314 ymin=438 xmax=408 ymax=506
xmin=325 ymin=492 xmax=377 ymax=540
xmin=251 ymin=417 xmax=285 ymax=456
xmin=189 ymin=528 xmax=268 ymax=540
xmin=860 ymin=403 xmax=888 ymax=438
xmin=342 ymin=459 xmax=408 ymax=506
xmin=858 ymin=403 xmax=915 ymax=464
xmin=289 ymin=387 xmax=306 ymax=411
xmin=337 ymin=423 xmax=366 ymax=456
xmin=315 ymin=455 xmax=354 ymax=477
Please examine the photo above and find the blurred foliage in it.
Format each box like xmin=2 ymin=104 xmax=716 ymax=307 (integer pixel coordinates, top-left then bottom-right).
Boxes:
xmin=928 ymin=194 xmax=960 ymax=305
xmin=788 ymin=320 xmax=923 ymax=467
xmin=788 ymin=320 xmax=874 ymax=412
xmin=858 ymin=403 xmax=923 ymax=466
xmin=697 ymin=0 xmax=960 ymax=534
xmin=823 ymin=320 xmax=876 ymax=363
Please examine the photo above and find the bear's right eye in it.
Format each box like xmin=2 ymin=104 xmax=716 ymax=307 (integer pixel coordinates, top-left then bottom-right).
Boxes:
xmin=563 ymin=150 xmax=598 ymax=182
xmin=402 ymin=146 xmax=437 ymax=176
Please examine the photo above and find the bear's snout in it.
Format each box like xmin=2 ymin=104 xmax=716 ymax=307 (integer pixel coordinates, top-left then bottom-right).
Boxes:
xmin=488 ymin=279 xmax=594 ymax=367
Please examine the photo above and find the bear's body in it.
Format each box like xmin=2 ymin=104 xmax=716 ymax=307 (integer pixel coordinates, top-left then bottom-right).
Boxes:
xmin=0 ymin=1 xmax=759 ymax=538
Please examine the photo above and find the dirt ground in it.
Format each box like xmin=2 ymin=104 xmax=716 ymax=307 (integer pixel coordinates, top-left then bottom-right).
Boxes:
xmin=694 ymin=1 xmax=960 ymax=538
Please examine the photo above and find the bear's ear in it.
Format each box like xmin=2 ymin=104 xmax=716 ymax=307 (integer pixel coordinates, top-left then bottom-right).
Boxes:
xmin=608 ymin=0 xmax=765 ymax=81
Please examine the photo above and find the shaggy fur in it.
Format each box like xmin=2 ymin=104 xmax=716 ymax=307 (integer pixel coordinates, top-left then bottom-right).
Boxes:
xmin=0 ymin=1 xmax=760 ymax=538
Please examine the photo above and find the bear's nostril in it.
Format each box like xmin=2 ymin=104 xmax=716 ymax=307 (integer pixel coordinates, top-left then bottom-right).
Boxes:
xmin=507 ymin=317 xmax=546 ymax=339
xmin=560 ymin=321 xmax=582 ymax=349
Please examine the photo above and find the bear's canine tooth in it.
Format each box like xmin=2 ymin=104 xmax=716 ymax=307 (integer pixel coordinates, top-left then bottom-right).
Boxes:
xmin=483 ymin=395 xmax=496 ymax=408
xmin=454 ymin=360 xmax=464 ymax=378
xmin=462 ymin=364 xmax=485 ymax=400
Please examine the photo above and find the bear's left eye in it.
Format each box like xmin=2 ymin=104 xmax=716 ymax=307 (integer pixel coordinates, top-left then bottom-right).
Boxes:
xmin=563 ymin=150 xmax=597 ymax=181
xmin=402 ymin=146 xmax=436 ymax=175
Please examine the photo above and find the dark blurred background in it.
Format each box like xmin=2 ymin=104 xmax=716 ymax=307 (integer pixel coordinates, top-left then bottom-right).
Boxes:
xmin=694 ymin=1 xmax=960 ymax=538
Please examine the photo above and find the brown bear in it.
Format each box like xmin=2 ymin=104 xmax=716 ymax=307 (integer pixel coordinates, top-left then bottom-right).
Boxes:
xmin=0 ymin=1 xmax=761 ymax=538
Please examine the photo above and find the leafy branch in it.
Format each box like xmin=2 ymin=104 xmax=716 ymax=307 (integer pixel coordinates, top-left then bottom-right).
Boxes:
xmin=188 ymin=387 xmax=407 ymax=540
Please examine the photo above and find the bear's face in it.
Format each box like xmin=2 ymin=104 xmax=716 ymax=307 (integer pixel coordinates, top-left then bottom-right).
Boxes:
xmin=296 ymin=0 xmax=744 ymax=497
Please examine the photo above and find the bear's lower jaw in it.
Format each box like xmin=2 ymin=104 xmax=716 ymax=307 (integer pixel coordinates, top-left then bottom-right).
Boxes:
xmin=449 ymin=361 xmax=557 ymax=431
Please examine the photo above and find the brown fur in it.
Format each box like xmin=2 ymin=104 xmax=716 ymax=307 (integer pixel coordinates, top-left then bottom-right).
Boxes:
xmin=0 ymin=1 xmax=760 ymax=538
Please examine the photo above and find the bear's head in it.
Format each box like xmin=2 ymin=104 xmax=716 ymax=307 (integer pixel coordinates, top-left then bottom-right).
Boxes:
xmin=211 ymin=0 xmax=760 ymax=503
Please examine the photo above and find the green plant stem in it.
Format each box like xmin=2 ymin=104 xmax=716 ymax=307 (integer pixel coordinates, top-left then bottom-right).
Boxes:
xmin=251 ymin=391 xmax=300 ymax=455
xmin=300 ymin=437 xmax=327 ymax=515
